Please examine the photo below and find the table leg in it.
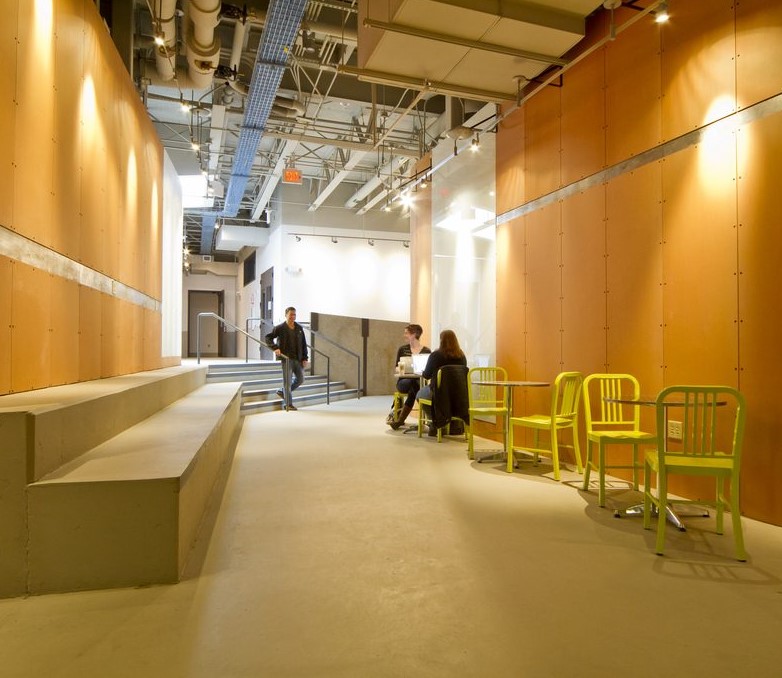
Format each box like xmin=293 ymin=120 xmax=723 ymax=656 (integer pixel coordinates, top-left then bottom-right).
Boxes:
xmin=614 ymin=502 xmax=709 ymax=531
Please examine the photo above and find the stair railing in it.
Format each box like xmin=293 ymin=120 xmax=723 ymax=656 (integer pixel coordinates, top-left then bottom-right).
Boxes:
xmin=306 ymin=328 xmax=362 ymax=399
xmin=197 ymin=312 xmax=333 ymax=405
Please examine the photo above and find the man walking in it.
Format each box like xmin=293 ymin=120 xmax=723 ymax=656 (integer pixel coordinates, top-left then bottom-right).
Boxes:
xmin=265 ymin=307 xmax=309 ymax=411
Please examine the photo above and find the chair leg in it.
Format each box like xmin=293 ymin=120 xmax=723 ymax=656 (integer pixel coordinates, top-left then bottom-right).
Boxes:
xmin=572 ymin=421 xmax=583 ymax=474
xmin=643 ymin=459 xmax=653 ymax=530
xmin=550 ymin=426 xmax=561 ymax=481
xmin=506 ymin=420 xmax=515 ymax=473
xmin=631 ymin=444 xmax=639 ymax=491
xmin=598 ymin=440 xmax=606 ymax=508
xmin=655 ymin=470 xmax=668 ymax=555
xmin=729 ymin=476 xmax=747 ymax=561
xmin=582 ymin=440 xmax=593 ymax=490
xmin=468 ymin=427 xmax=474 ymax=459
xmin=715 ymin=478 xmax=724 ymax=535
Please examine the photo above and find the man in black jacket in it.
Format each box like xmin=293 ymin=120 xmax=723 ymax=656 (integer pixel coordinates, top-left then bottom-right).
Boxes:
xmin=265 ymin=307 xmax=309 ymax=411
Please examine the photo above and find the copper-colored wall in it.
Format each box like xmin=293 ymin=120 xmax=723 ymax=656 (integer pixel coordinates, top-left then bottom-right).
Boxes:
xmin=0 ymin=0 xmax=164 ymax=395
xmin=496 ymin=0 xmax=782 ymax=525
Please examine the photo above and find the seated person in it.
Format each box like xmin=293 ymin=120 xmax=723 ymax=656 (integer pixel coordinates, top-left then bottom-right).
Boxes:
xmin=415 ymin=329 xmax=468 ymax=436
xmin=388 ymin=323 xmax=431 ymax=429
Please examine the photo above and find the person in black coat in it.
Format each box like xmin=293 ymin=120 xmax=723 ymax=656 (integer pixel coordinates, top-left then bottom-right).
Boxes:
xmin=265 ymin=307 xmax=308 ymax=410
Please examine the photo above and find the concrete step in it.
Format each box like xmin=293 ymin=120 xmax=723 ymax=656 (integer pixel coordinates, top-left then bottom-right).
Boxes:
xmin=241 ymin=387 xmax=360 ymax=415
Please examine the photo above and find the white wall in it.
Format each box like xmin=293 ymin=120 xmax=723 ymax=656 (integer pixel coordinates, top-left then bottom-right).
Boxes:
xmin=275 ymin=224 xmax=410 ymax=324
xmin=161 ymin=153 xmax=183 ymax=358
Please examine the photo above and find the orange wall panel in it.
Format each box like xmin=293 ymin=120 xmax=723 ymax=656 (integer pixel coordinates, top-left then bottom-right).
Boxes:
xmin=144 ymin=308 xmax=163 ymax=371
xmin=605 ymin=163 xmax=664 ymax=392
xmin=661 ymin=146 xmax=738 ymax=385
xmin=736 ymin=0 xmax=782 ymax=109
xmin=0 ymin=256 xmax=12 ymax=393
xmin=605 ymin=13 xmax=662 ymax=165
xmin=51 ymin=0 xmax=85 ymax=261
xmin=0 ymin=2 xmax=17 ymax=229
xmin=523 ymin=204 xmax=561 ymax=416
xmin=524 ymin=87 xmax=561 ymax=202
xmin=561 ymin=52 xmax=605 ymax=185
xmin=496 ymin=106 xmax=525 ymax=215
xmin=561 ymin=185 xmax=606 ymax=373
xmin=50 ymin=275 xmax=80 ymax=386
xmin=11 ymin=262 xmax=51 ymax=392
xmin=101 ymin=295 xmax=121 ymax=378
xmin=736 ymin=113 xmax=782 ymax=524
xmin=496 ymin=216 xmax=526 ymax=379
xmin=78 ymin=285 xmax=102 ymax=382
xmin=13 ymin=0 xmax=55 ymax=245
xmin=661 ymin=0 xmax=736 ymax=140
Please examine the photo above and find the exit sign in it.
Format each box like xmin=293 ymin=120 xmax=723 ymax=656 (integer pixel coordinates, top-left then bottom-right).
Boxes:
xmin=282 ymin=168 xmax=302 ymax=184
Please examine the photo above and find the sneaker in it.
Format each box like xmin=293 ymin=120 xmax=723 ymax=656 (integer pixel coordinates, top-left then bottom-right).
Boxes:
xmin=287 ymin=404 xmax=298 ymax=411
xmin=275 ymin=389 xmax=284 ymax=398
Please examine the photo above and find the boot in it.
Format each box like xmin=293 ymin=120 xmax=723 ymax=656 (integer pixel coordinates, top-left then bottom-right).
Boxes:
xmin=390 ymin=405 xmax=413 ymax=430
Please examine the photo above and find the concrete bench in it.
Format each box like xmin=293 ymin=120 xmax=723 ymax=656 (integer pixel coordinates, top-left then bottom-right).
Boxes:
xmin=0 ymin=367 xmax=241 ymax=597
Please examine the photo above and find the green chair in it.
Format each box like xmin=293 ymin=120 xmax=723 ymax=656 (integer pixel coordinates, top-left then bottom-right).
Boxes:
xmin=582 ymin=374 xmax=657 ymax=507
xmin=507 ymin=371 xmax=583 ymax=480
xmin=643 ymin=386 xmax=747 ymax=560
xmin=466 ymin=366 xmax=508 ymax=460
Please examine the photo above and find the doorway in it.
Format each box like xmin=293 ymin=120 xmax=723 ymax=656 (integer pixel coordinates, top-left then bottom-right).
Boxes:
xmin=188 ymin=290 xmax=224 ymax=357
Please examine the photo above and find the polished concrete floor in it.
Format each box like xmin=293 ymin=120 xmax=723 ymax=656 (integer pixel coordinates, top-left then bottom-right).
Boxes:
xmin=2 ymin=395 xmax=782 ymax=677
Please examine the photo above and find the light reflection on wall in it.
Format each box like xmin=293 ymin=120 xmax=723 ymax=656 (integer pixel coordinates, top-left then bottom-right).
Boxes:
xmin=34 ymin=0 xmax=53 ymax=39
xmin=698 ymin=96 xmax=746 ymax=196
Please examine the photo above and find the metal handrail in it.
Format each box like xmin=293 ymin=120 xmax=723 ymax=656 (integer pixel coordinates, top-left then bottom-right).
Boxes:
xmin=197 ymin=312 xmax=332 ymax=405
xmin=306 ymin=328 xmax=362 ymax=399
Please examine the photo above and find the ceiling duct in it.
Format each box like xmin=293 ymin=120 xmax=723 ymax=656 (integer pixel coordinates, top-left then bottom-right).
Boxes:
xmin=153 ymin=0 xmax=178 ymax=82
xmin=184 ymin=0 xmax=221 ymax=90
xmin=222 ymin=0 xmax=309 ymax=217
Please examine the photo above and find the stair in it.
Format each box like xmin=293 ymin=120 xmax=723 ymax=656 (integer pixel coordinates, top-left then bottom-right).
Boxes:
xmin=205 ymin=362 xmax=360 ymax=414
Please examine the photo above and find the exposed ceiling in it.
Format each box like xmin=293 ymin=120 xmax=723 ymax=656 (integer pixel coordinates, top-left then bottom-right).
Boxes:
xmin=117 ymin=0 xmax=611 ymax=258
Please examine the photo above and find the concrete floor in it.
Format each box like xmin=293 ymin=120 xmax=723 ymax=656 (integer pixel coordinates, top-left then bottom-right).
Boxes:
xmin=2 ymin=395 xmax=782 ymax=677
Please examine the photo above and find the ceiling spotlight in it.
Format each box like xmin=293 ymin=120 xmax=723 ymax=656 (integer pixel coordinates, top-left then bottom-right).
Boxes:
xmin=295 ymin=235 xmax=301 ymax=242
xmin=368 ymin=239 xmax=375 ymax=246
xmin=471 ymin=134 xmax=480 ymax=152
xmin=420 ymin=177 xmax=427 ymax=189
xmin=191 ymin=141 xmax=199 ymax=151
xmin=402 ymin=241 xmax=410 ymax=248
xmin=153 ymin=32 xmax=165 ymax=47
xmin=331 ymin=237 xmax=338 ymax=244
xmin=180 ymin=98 xmax=192 ymax=113
xmin=383 ymin=202 xmax=391 ymax=212
xmin=654 ymin=1 xmax=669 ymax=23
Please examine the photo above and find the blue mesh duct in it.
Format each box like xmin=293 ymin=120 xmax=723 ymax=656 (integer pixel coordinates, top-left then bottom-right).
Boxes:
xmin=200 ymin=213 xmax=217 ymax=255
xmin=222 ymin=0 xmax=309 ymax=217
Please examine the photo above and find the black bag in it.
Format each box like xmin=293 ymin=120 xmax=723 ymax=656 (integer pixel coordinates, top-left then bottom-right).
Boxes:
xmin=448 ymin=419 xmax=464 ymax=435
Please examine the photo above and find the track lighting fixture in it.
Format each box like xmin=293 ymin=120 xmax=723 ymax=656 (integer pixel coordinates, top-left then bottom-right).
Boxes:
xmin=402 ymin=241 xmax=410 ymax=249
xmin=180 ymin=98 xmax=192 ymax=113
xmin=470 ymin=134 xmax=480 ymax=152
xmin=654 ymin=1 xmax=669 ymax=23
xmin=295 ymin=235 xmax=301 ymax=242
xmin=368 ymin=239 xmax=375 ymax=246
xmin=331 ymin=237 xmax=338 ymax=244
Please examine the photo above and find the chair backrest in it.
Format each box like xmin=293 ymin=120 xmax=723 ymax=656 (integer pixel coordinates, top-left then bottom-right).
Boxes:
xmin=467 ymin=366 xmax=508 ymax=410
xmin=656 ymin=385 xmax=746 ymax=468
xmin=582 ymin=373 xmax=642 ymax=433
xmin=551 ymin=371 xmax=584 ymax=420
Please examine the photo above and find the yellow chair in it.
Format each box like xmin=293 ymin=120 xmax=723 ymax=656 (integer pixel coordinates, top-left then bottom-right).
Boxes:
xmin=643 ymin=386 xmax=747 ymax=560
xmin=581 ymin=374 xmax=657 ymax=507
xmin=466 ymin=366 xmax=508 ymax=460
xmin=418 ymin=365 xmax=470 ymax=442
xmin=507 ymin=371 xmax=583 ymax=479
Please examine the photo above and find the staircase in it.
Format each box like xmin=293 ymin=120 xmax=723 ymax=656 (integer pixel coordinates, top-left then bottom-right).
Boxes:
xmin=205 ymin=362 xmax=360 ymax=414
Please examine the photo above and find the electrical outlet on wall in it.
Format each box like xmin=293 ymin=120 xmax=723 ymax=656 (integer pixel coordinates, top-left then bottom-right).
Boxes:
xmin=667 ymin=420 xmax=683 ymax=440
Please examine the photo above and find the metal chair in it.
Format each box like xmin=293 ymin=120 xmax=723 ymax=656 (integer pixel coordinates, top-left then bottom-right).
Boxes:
xmin=581 ymin=374 xmax=657 ymax=507
xmin=466 ymin=366 xmax=508 ymax=460
xmin=507 ymin=371 xmax=583 ymax=480
xmin=418 ymin=365 xmax=470 ymax=442
xmin=643 ymin=386 xmax=747 ymax=560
